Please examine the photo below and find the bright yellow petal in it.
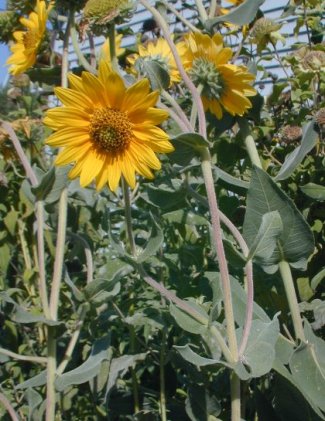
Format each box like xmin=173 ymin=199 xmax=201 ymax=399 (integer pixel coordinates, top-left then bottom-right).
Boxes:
xmin=46 ymin=127 xmax=90 ymax=146
xmin=54 ymin=87 xmax=94 ymax=111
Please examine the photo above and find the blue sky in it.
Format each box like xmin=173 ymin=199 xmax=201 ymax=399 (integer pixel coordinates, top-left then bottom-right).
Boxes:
xmin=0 ymin=0 xmax=9 ymax=85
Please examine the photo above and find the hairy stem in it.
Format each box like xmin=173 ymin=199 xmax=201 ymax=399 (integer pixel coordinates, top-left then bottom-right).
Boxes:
xmin=107 ymin=23 xmax=119 ymax=72
xmin=230 ymin=372 xmax=241 ymax=421
xmin=160 ymin=329 xmax=168 ymax=421
xmin=161 ymin=90 xmax=193 ymax=132
xmin=245 ymin=135 xmax=262 ymax=169
xmin=71 ymin=26 xmax=97 ymax=75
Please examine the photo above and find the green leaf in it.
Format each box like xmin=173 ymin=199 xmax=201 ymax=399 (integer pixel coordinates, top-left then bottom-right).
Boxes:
xmin=16 ymin=371 xmax=47 ymax=390
xmin=300 ymin=183 xmax=325 ymax=201
xmin=13 ymin=306 xmax=62 ymax=326
xmin=136 ymin=216 xmax=164 ymax=263
xmin=311 ymin=268 xmax=325 ymax=291
xmin=170 ymin=302 xmax=208 ymax=334
xmin=275 ymin=121 xmax=319 ymax=181
xmin=289 ymin=321 xmax=325 ymax=412
xmin=297 ymin=277 xmax=314 ymax=301
xmin=175 ymin=344 xmax=220 ymax=367
xmin=214 ymin=166 xmax=249 ymax=191
xmin=136 ymin=59 xmax=170 ymax=91
xmin=31 ymin=167 xmax=56 ymax=200
xmin=105 ymin=353 xmax=147 ymax=396
xmin=4 ymin=208 xmax=19 ymax=236
xmin=243 ymin=167 xmax=314 ymax=271
xmin=163 ymin=210 xmax=209 ymax=226
xmin=27 ymin=66 xmax=61 ymax=85
xmin=0 ymin=243 xmax=10 ymax=274
xmin=84 ymin=279 xmax=121 ymax=306
xmin=206 ymin=0 xmax=265 ymax=29
xmin=186 ymin=385 xmax=221 ymax=421
xmin=55 ymin=335 xmax=112 ymax=392
xmin=25 ymin=388 xmax=42 ymax=421
xmin=143 ymin=182 xmax=187 ymax=211
xmin=239 ymin=317 xmax=280 ymax=378
xmin=172 ymin=132 xmax=209 ymax=152
xmin=247 ymin=211 xmax=283 ymax=261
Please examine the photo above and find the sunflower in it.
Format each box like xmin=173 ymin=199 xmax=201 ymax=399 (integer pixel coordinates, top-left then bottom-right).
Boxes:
xmin=44 ymin=61 xmax=174 ymax=191
xmin=179 ymin=32 xmax=256 ymax=119
xmin=6 ymin=0 xmax=51 ymax=76
xmin=127 ymin=37 xmax=185 ymax=85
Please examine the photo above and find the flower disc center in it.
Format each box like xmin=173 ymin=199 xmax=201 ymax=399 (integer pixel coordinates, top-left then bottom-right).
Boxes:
xmin=90 ymin=107 xmax=132 ymax=153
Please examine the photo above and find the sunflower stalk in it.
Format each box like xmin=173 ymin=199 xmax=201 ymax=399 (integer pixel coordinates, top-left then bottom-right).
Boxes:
xmin=45 ymin=10 xmax=72 ymax=420
xmin=70 ymin=25 xmax=97 ymax=75
xmin=200 ymin=147 xmax=240 ymax=421
xmin=245 ymin=135 xmax=263 ymax=169
xmin=107 ymin=23 xmax=119 ymax=72
xmin=279 ymin=260 xmax=306 ymax=342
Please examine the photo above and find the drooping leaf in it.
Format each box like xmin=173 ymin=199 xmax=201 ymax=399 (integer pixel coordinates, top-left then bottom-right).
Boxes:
xmin=13 ymin=306 xmax=62 ymax=326
xmin=25 ymin=388 xmax=42 ymax=421
xmin=136 ymin=59 xmax=170 ymax=91
xmin=206 ymin=0 xmax=265 ymax=29
xmin=105 ymin=353 xmax=147 ymax=397
xmin=175 ymin=344 xmax=221 ymax=367
xmin=311 ymin=268 xmax=325 ymax=291
xmin=55 ymin=335 xmax=112 ymax=392
xmin=214 ymin=166 xmax=249 ymax=191
xmin=243 ymin=167 xmax=314 ymax=271
xmin=247 ymin=211 xmax=283 ymax=261
xmin=163 ymin=210 xmax=209 ymax=226
xmin=275 ymin=121 xmax=319 ymax=181
xmin=136 ymin=216 xmax=164 ymax=263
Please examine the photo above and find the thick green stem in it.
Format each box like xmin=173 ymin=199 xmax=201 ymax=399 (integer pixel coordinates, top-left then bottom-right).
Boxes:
xmin=194 ymin=0 xmax=208 ymax=21
xmin=71 ymin=26 xmax=97 ymax=75
xmin=0 ymin=347 xmax=47 ymax=364
xmin=107 ymin=23 xmax=119 ymax=72
xmin=190 ymin=84 xmax=203 ymax=129
xmin=279 ymin=261 xmax=306 ymax=342
xmin=46 ymin=327 xmax=57 ymax=421
xmin=230 ymin=372 xmax=241 ymax=421
xmin=161 ymin=90 xmax=192 ymax=132
xmin=245 ymin=135 xmax=262 ymax=169
xmin=160 ymin=329 xmax=167 ymax=421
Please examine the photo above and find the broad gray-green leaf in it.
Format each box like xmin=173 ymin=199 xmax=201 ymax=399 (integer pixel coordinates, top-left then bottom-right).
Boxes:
xmin=136 ymin=216 xmax=164 ymax=263
xmin=84 ymin=279 xmax=121 ymax=306
xmin=31 ymin=167 xmax=55 ymax=200
xmin=55 ymin=335 xmax=112 ymax=392
xmin=175 ymin=344 xmax=220 ymax=367
xmin=300 ymin=183 xmax=325 ymax=201
xmin=289 ymin=321 xmax=325 ymax=412
xmin=230 ymin=275 xmax=270 ymax=325
xmin=105 ymin=353 xmax=147 ymax=396
xmin=214 ymin=166 xmax=249 ymax=190
xmin=243 ymin=167 xmax=314 ymax=271
xmin=136 ymin=59 xmax=170 ymax=90
xmin=274 ymin=334 xmax=295 ymax=365
xmin=247 ymin=211 xmax=283 ymax=261
xmin=239 ymin=317 xmax=280 ymax=378
xmin=13 ymin=306 xmax=62 ymax=326
xmin=16 ymin=371 xmax=47 ymax=390
xmin=206 ymin=0 xmax=265 ymax=29
xmin=170 ymin=302 xmax=208 ymax=334
xmin=275 ymin=121 xmax=319 ymax=181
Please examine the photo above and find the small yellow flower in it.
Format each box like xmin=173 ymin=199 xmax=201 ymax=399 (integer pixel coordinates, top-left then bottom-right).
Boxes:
xmin=44 ymin=61 xmax=174 ymax=191
xmin=100 ymin=33 xmax=125 ymax=62
xmin=6 ymin=0 xmax=51 ymax=75
xmin=127 ymin=37 xmax=185 ymax=85
xmin=179 ymin=32 xmax=256 ymax=119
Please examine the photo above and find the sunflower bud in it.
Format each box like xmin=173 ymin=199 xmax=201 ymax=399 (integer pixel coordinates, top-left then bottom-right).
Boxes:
xmin=190 ymin=58 xmax=224 ymax=100
xmin=83 ymin=0 xmax=132 ymax=26
xmin=250 ymin=17 xmax=284 ymax=52
xmin=315 ymin=108 xmax=325 ymax=132
xmin=302 ymin=51 xmax=325 ymax=72
xmin=281 ymin=125 xmax=302 ymax=144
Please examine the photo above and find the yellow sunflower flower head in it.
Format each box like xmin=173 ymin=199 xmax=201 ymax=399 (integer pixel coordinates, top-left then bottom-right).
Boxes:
xmin=44 ymin=61 xmax=174 ymax=192
xmin=6 ymin=0 xmax=52 ymax=76
xmin=180 ymin=32 xmax=256 ymax=119
xmin=100 ymin=33 xmax=125 ymax=62
xmin=127 ymin=37 xmax=185 ymax=85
